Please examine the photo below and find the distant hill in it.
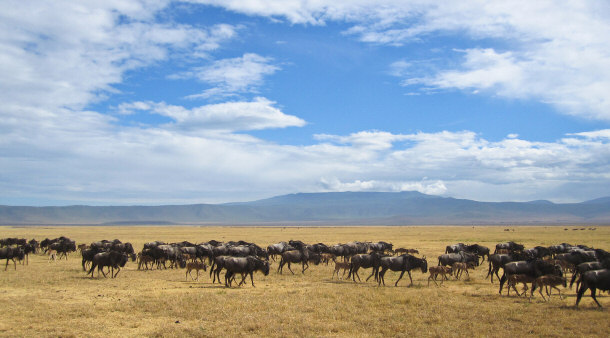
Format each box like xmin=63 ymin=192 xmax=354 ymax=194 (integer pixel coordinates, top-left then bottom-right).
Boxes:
xmin=1 ymin=192 xmax=609 ymax=225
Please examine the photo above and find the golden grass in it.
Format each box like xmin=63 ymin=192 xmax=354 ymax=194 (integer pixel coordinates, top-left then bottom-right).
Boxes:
xmin=0 ymin=225 xmax=608 ymax=337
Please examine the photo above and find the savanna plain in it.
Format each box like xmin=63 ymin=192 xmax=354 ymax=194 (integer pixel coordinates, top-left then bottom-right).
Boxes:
xmin=0 ymin=225 xmax=609 ymax=337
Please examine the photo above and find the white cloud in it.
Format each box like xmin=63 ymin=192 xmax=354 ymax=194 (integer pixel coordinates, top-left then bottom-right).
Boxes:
xmin=319 ymin=177 xmax=447 ymax=195
xmin=194 ymin=0 xmax=610 ymax=120
xmin=175 ymin=53 xmax=280 ymax=99
xmin=0 ymin=1 xmax=237 ymax=113
xmin=121 ymin=97 xmax=306 ymax=131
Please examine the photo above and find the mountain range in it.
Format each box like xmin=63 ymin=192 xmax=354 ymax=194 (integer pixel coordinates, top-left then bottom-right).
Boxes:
xmin=1 ymin=191 xmax=609 ymax=225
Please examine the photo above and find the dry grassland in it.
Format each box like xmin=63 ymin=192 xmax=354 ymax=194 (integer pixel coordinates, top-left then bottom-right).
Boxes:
xmin=0 ymin=225 xmax=609 ymax=337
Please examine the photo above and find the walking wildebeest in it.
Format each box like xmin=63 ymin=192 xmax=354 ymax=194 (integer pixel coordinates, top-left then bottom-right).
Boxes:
xmin=347 ymin=252 xmax=384 ymax=282
xmin=223 ymin=256 xmax=270 ymax=287
xmin=498 ymin=259 xmax=562 ymax=294
xmin=575 ymin=269 xmax=610 ymax=307
xmin=378 ymin=254 xmax=428 ymax=287
xmin=87 ymin=251 xmax=128 ymax=278
xmin=278 ymin=249 xmax=320 ymax=274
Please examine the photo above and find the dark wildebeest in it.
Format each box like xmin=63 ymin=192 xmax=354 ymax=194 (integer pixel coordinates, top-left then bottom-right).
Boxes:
xmin=445 ymin=243 xmax=467 ymax=254
xmin=523 ymin=246 xmax=552 ymax=260
xmin=211 ymin=256 xmax=231 ymax=284
xmin=486 ymin=251 xmax=528 ymax=283
xmin=224 ymin=256 xmax=270 ymax=287
xmin=267 ymin=242 xmax=294 ymax=261
xmin=438 ymin=251 xmax=479 ymax=268
xmin=0 ymin=247 xmax=23 ymax=270
xmin=548 ymin=243 xmax=573 ymax=257
xmin=498 ymin=259 xmax=563 ymax=295
xmin=465 ymin=244 xmax=490 ymax=263
xmin=87 ymin=251 xmax=128 ymax=278
xmin=278 ymin=249 xmax=320 ymax=274
xmin=576 ymin=268 xmax=610 ymax=307
xmin=378 ymin=254 xmax=428 ymax=287
xmin=495 ymin=241 xmax=524 ymax=254
xmin=348 ymin=252 xmax=384 ymax=283
xmin=570 ymin=261 xmax=603 ymax=290
xmin=368 ymin=242 xmax=393 ymax=254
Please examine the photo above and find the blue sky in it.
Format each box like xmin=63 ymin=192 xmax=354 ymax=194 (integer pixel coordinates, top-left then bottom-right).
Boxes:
xmin=1 ymin=1 xmax=610 ymax=205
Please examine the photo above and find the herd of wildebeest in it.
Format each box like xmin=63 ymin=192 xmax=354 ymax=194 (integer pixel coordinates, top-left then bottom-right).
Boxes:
xmin=1 ymin=235 xmax=609 ymax=308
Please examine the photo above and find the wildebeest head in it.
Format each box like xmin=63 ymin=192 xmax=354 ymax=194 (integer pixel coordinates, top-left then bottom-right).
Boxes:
xmin=262 ymin=260 xmax=270 ymax=276
xmin=178 ymin=259 xmax=187 ymax=269
xmin=420 ymin=256 xmax=428 ymax=273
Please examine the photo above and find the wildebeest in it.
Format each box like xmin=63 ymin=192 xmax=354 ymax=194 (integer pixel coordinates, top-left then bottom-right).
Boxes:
xmin=570 ymin=261 xmax=603 ymax=290
xmin=438 ymin=251 xmax=479 ymax=268
xmin=185 ymin=261 xmax=207 ymax=281
xmin=223 ymin=256 xmax=270 ymax=287
xmin=486 ymin=251 xmax=528 ymax=283
xmin=332 ymin=261 xmax=351 ymax=280
xmin=498 ymin=259 xmax=562 ymax=294
xmin=495 ymin=241 xmax=524 ymax=254
xmin=378 ymin=254 xmax=428 ymax=287
xmin=87 ymin=251 xmax=128 ymax=278
xmin=575 ymin=269 xmax=610 ymax=307
xmin=278 ymin=249 xmax=320 ymax=274
xmin=267 ymin=242 xmax=294 ymax=261
xmin=0 ymin=247 xmax=24 ymax=270
xmin=347 ymin=252 xmax=384 ymax=282
xmin=428 ymin=266 xmax=452 ymax=286
xmin=533 ymin=275 xmax=567 ymax=301
xmin=445 ymin=243 xmax=467 ymax=254
xmin=465 ymin=244 xmax=490 ymax=263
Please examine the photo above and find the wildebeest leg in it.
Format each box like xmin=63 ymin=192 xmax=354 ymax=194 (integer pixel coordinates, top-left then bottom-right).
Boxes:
xmin=287 ymin=262 xmax=295 ymax=275
xmin=589 ymin=288 xmax=602 ymax=308
xmin=237 ymin=272 xmax=247 ymax=286
xmin=277 ymin=258 xmax=284 ymax=274
xmin=394 ymin=271 xmax=406 ymax=286
xmin=378 ymin=268 xmax=387 ymax=286
xmin=407 ymin=271 xmax=414 ymax=286
xmin=537 ymin=282 xmax=547 ymax=301
xmin=499 ymin=273 xmax=507 ymax=294
xmin=249 ymin=271 xmax=255 ymax=287
xmin=224 ymin=271 xmax=232 ymax=287
xmin=302 ymin=261 xmax=309 ymax=273
xmin=113 ymin=266 xmax=121 ymax=278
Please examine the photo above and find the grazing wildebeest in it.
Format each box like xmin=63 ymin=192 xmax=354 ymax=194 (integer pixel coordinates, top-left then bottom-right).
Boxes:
xmin=445 ymin=243 xmax=467 ymax=254
xmin=347 ymin=252 xmax=384 ymax=282
xmin=185 ymin=261 xmax=207 ymax=281
xmin=498 ymin=259 xmax=562 ymax=295
xmin=223 ymin=256 xmax=270 ymax=287
xmin=428 ymin=266 xmax=452 ymax=286
xmin=378 ymin=254 xmax=428 ymax=287
xmin=87 ymin=251 xmax=128 ymax=278
xmin=278 ymin=249 xmax=320 ymax=274
xmin=575 ymin=269 xmax=610 ymax=307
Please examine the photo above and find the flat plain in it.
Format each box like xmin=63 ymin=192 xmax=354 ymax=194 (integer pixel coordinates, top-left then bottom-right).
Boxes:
xmin=0 ymin=225 xmax=608 ymax=337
